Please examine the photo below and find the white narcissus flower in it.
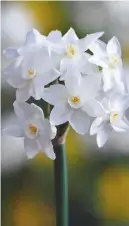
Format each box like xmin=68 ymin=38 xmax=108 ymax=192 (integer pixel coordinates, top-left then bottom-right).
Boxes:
xmin=3 ymin=28 xmax=45 ymax=59
xmin=59 ymin=53 xmax=100 ymax=82
xmin=4 ymin=29 xmax=60 ymax=101
xmin=89 ymin=37 xmax=124 ymax=92
xmin=90 ymin=93 xmax=129 ymax=147
xmin=42 ymin=73 xmax=102 ymax=135
xmin=47 ymin=28 xmax=104 ymax=75
xmin=3 ymin=101 xmax=57 ymax=160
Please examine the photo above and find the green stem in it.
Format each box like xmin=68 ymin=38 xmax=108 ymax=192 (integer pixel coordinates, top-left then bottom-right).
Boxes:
xmin=54 ymin=143 xmax=68 ymax=226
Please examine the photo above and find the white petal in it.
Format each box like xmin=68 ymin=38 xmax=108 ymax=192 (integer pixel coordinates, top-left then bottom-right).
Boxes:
xmin=90 ymin=117 xmax=104 ymax=135
xmin=109 ymin=94 xmax=129 ymax=112
xmin=36 ymin=47 xmax=55 ymax=73
xmin=13 ymin=101 xmax=44 ymax=122
xmin=14 ymin=101 xmax=29 ymax=122
xmin=16 ymin=83 xmax=31 ymax=102
xmin=22 ymin=48 xmax=51 ymax=76
xmin=51 ymin=51 xmax=62 ymax=68
xmin=95 ymin=90 xmax=107 ymax=102
xmin=3 ymin=124 xmax=24 ymax=137
xmin=81 ymin=74 xmax=101 ymax=99
xmin=40 ymin=69 xmax=60 ymax=86
xmin=39 ymin=120 xmax=57 ymax=140
xmin=31 ymin=103 xmax=45 ymax=121
xmin=25 ymin=28 xmax=45 ymax=46
xmin=102 ymin=68 xmax=114 ymax=91
xmin=62 ymin=28 xmax=79 ymax=44
xmin=21 ymin=53 xmax=36 ymax=78
xmin=124 ymin=68 xmax=129 ymax=93
xmin=107 ymin=36 xmax=121 ymax=57
xmin=3 ymin=47 xmax=19 ymax=59
xmin=111 ymin=116 xmax=129 ymax=132
xmin=21 ymin=47 xmax=53 ymax=79
xmin=83 ymin=99 xmax=105 ymax=117
xmin=97 ymin=123 xmax=112 ymax=148
xmin=113 ymin=67 xmax=125 ymax=93
xmin=4 ymin=57 xmax=24 ymax=88
xmin=50 ymin=124 xmax=57 ymax=140
xmin=69 ymin=110 xmax=90 ymax=134
xmin=44 ymin=143 xmax=56 ymax=160
xmin=50 ymin=103 xmax=71 ymax=125
xmin=89 ymin=55 xmax=108 ymax=68
xmin=32 ymin=76 xmax=45 ymax=100
xmin=77 ymin=32 xmax=104 ymax=52
xmin=38 ymin=119 xmax=53 ymax=137
xmin=48 ymin=42 xmax=64 ymax=55
xmin=4 ymin=56 xmax=23 ymax=75
xmin=80 ymin=53 xmax=99 ymax=75
xmin=89 ymin=40 xmax=107 ymax=56
xmin=24 ymin=138 xmax=38 ymax=159
xmin=38 ymin=136 xmax=55 ymax=160
xmin=6 ymin=73 xmax=26 ymax=89
xmin=65 ymin=70 xmax=82 ymax=96
xmin=47 ymin=30 xmax=62 ymax=43
xmin=43 ymin=84 xmax=67 ymax=105
xmin=101 ymin=97 xmax=110 ymax=111
xmin=60 ymin=57 xmax=73 ymax=74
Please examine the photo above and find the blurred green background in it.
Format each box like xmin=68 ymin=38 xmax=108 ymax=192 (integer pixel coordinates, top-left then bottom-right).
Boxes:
xmin=1 ymin=2 xmax=129 ymax=226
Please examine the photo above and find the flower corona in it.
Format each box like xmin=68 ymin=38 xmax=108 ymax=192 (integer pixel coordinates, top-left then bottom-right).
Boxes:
xmin=71 ymin=96 xmax=80 ymax=104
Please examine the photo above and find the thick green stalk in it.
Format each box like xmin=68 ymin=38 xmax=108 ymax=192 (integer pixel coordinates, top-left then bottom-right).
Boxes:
xmin=54 ymin=143 xmax=68 ymax=226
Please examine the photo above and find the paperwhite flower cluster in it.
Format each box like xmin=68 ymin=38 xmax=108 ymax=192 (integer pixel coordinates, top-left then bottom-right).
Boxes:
xmin=3 ymin=28 xmax=129 ymax=159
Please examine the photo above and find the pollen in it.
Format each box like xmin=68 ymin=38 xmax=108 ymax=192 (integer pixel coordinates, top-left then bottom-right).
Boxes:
xmin=66 ymin=44 xmax=76 ymax=57
xmin=28 ymin=124 xmax=38 ymax=135
xmin=27 ymin=69 xmax=35 ymax=77
xmin=71 ymin=96 xmax=80 ymax=104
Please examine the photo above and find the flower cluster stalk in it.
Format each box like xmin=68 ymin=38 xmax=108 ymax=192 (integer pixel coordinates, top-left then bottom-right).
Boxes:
xmin=54 ymin=143 xmax=68 ymax=226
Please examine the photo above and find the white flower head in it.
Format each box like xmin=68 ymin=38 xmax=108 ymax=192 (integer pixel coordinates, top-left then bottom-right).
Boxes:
xmin=4 ymin=29 xmax=60 ymax=101
xmin=59 ymin=52 xmax=100 ymax=82
xmin=90 ymin=93 xmax=129 ymax=147
xmin=42 ymin=72 xmax=101 ymax=135
xmin=3 ymin=101 xmax=57 ymax=160
xmin=3 ymin=27 xmax=129 ymax=151
xmin=47 ymin=28 xmax=104 ymax=75
xmin=89 ymin=37 xmax=124 ymax=92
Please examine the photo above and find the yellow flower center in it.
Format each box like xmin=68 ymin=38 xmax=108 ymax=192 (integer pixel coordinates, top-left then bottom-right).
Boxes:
xmin=110 ymin=56 xmax=119 ymax=63
xmin=71 ymin=96 xmax=80 ymax=104
xmin=66 ymin=44 xmax=76 ymax=57
xmin=28 ymin=124 xmax=38 ymax=135
xmin=111 ymin=113 xmax=119 ymax=122
xmin=27 ymin=69 xmax=35 ymax=77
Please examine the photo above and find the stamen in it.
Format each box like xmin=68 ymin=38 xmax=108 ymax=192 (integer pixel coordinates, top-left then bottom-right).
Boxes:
xmin=112 ymin=113 xmax=119 ymax=121
xmin=28 ymin=124 xmax=38 ymax=135
xmin=66 ymin=44 xmax=76 ymax=57
xmin=27 ymin=69 xmax=35 ymax=77
xmin=71 ymin=96 xmax=80 ymax=104
xmin=110 ymin=56 xmax=119 ymax=63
